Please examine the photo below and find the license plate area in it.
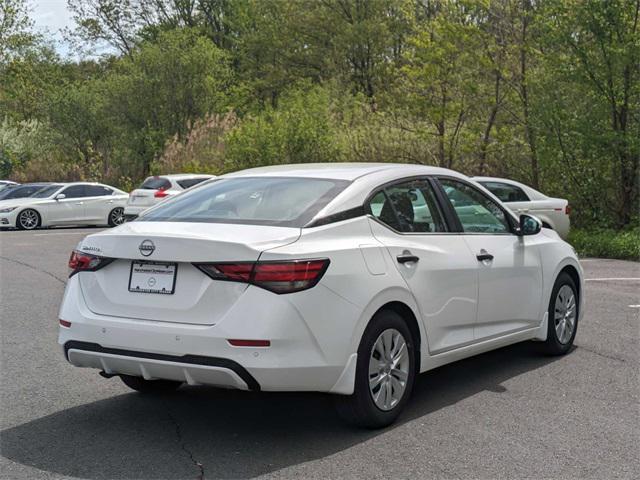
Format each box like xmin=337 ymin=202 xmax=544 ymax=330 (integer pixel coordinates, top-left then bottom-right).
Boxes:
xmin=129 ymin=261 xmax=177 ymax=294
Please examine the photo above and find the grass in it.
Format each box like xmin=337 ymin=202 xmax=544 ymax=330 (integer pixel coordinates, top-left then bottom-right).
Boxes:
xmin=568 ymin=228 xmax=640 ymax=261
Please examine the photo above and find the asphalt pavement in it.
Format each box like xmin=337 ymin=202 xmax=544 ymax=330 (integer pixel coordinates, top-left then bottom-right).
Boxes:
xmin=1 ymin=228 xmax=638 ymax=479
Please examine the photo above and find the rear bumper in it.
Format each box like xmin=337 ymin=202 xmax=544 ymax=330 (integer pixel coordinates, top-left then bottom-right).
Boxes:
xmin=58 ymin=275 xmax=360 ymax=393
xmin=64 ymin=341 xmax=260 ymax=390
xmin=123 ymin=205 xmax=149 ymax=216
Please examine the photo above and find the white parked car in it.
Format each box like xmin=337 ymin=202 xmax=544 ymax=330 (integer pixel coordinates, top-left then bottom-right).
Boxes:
xmin=473 ymin=176 xmax=571 ymax=239
xmin=124 ymin=174 xmax=215 ymax=219
xmin=59 ymin=164 xmax=583 ymax=427
xmin=0 ymin=182 xmax=128 ymax=230
xmin=0 ymin=180 xmax=18 ymax=193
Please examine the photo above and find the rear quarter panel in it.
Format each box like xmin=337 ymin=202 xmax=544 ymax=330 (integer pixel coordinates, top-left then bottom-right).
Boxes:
xmin=258 ymin=216 xmax=425 ymax=368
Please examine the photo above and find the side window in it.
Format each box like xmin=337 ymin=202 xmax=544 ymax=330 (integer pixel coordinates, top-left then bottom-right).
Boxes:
xmin=85 ymin=185 xmax=113 ymax=197
xmin=480 ymin=181 xmax=529 ymax=203
xmin=61 ymin=185 xmax=87 ymax=199
xmin=439 ymin=178 xmax=511 ymax=234
xmin=368 ymin=179 xmax=447 ymax=233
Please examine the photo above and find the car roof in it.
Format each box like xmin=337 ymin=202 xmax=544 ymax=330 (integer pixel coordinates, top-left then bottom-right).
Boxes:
xmin=223 ymin=163 xmax=457 ymax=181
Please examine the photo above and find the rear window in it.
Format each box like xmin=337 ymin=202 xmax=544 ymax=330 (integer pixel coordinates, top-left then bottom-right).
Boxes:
xmin=140 ymin=177 xmax=171 ymax=190
xmin=480 ymin=181 xmax=529 ymax=203
xmin=177 ymin=177 xmax=209 ymax=189
xmin=139 ymin=176 xmax=350 ymax=227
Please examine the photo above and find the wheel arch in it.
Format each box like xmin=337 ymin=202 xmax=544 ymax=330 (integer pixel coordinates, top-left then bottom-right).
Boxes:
xmin=374 ymin=301 xmax=422 ymax=372
xmin=558 ymin=264 xmax=581 ymax=303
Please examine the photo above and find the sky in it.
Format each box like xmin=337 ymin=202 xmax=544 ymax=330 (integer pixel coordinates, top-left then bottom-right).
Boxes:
xmin=29 ymin=0 xmax=75 ymax=56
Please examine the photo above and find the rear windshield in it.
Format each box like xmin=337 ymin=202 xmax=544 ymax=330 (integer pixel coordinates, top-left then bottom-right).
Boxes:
xmin=140 ymin=177 xmax=171 ymax=190
xmin=177 ymin=177 xmax=209 ymax=189
xmin=139 ymin=176 xmax=350 ymax=227
xmin=479 ymin=181 xmax=529 ymax=203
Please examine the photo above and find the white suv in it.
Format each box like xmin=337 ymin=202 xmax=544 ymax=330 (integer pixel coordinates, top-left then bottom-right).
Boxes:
xmin=124 ymin=174 xmax=214 ymax=219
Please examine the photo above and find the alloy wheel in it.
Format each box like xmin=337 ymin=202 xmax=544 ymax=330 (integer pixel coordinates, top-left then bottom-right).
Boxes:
xmin=110 ymin=207 xmax=125 ymax=226
xmin=19 ymin=210 xmax=39 ymax=230
xmin=368 ymin=328 xmax=410 ymax=411
xmin=554 ymin=284 xmax=576 ymax=344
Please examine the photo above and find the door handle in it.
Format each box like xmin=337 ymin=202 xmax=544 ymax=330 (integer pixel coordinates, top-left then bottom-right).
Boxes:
xmin=75 ymin=202 xmax=84 ymax=205
xmin=397 ymin=253 xmax=419 ymax=264
xmin=476 ymin=252 xmax=494 ymax=262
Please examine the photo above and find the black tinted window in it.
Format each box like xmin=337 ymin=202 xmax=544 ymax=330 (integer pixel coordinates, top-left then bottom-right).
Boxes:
xmin=61 ymin=185 xmax=86 ymax=198
xmin=140 ymin=177 xmax=171 ymax=190
xmin=368 ymin=179 xmax=447 ymax=233
xmin=0 ymin=185 xmax=57 ymax=199
xmin=140 ymin=177 xmax=349 ymax=227
xmin=480 ymin=181 xmax=529 ymax=202
xmin=85 ymin=185 xmax=113 ymax=197
xmin=177 ymin=178 xmax=208 ymax=189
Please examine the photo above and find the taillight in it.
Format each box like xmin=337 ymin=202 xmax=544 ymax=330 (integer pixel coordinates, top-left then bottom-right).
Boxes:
xmin=565 ymin=204 xmax=571 ymax=215
xmin=195 ymin=259 xmax=330 ymax=294
xmin=68 ymin=250 xmax=114 ymax=277
xmin=154 ymin=188 xmax=169 ymax=198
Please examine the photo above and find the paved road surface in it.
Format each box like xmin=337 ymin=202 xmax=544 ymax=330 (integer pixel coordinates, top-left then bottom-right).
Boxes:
xmin=1 ymin=228 xmax=638 ymax=479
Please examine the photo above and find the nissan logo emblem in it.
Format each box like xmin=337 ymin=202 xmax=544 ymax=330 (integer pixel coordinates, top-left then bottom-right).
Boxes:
xmin=139 ymin=239 xmax=155 ymax=257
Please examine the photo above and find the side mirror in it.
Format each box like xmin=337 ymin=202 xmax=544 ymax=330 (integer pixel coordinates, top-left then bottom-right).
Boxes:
xmin=518 ymin=214 xmax=542 ymax=236
xmin=55 ymin=193 xmax=66 ymax=200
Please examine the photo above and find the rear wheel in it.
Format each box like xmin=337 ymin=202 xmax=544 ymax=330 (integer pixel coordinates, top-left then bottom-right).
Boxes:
xmin=540 ymin=272 xmax=578 ymax=355
xmin=108 ymin=207 xmax=125 ymax=227
xmin=120 ymin=375 xmax=182 ymax=393
xmin=334 ymin=309 xmax=416 ymax=428
xmin=17 ymin=209 xmax=40 ymax=230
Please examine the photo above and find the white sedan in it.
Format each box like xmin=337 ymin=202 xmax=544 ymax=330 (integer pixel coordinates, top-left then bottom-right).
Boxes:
xmin=0 ymin=182 xmax=129 ymax=230
xmin=473 ymin=176 xmax=571 ymax=239
xmin=124 ymin=174 xmax=215 ymax=219
xmin=58 ymin=164 xmax=583 ymax=427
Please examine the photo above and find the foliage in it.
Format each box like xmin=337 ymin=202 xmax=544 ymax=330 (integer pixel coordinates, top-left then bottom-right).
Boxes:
xmin=1 ymin=0 xmax=638 ymax=229
xmin=568 ymin=228 xmax=640 ymax=261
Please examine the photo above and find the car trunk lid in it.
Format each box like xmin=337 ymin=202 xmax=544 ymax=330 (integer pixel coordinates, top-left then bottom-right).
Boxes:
xmin=77 ymin=221 xmax=300 ymax=325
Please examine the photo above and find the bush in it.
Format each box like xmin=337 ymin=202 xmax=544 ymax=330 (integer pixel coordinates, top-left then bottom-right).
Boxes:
xmin=568 ymin=228 xmax=640 ymax=261
xmin=224 ymin=86 xmax=345 ymax=171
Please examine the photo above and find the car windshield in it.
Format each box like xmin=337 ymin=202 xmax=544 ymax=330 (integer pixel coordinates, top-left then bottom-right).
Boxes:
xmin=0 ymin=184 xmax=60 ymax=200
xmin=32 ymin=185 xmax=63 ymax=198
xmin=139 ymin=176 xmax=350 ymax=227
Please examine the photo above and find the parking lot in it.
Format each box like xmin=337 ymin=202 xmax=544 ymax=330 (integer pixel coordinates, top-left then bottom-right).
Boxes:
xmin=1 ymin=227 xmax=638 ymax=479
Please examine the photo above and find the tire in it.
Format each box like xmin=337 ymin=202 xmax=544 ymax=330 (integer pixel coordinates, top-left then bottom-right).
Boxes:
xmin=334 ymin=309 xmax=417 ymax=428
xmin=16 ymin=209 xmax=41 ymax=230
xmin=108 ymin=207 xmax=125 ymax=227
xmin=540 ymin=272 xmax=579 ymax=355
xmin=120 ymin=375 xmax=182 ymax=393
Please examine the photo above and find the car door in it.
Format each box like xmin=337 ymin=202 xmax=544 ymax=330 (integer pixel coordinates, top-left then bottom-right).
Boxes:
xmin=367 ymin=178 xmax=479 ymax=354
xmin=436 ymin=177 xmax=543 ymax=341
xmin=83 ymin=185 xmax=116 ymax=222
xmin=47 ymin=185 xmax=87 ymax=224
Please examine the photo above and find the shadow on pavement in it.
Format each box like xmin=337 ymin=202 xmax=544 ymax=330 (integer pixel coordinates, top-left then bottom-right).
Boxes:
xmin=1 ymin=342 xmax=568 ymax=479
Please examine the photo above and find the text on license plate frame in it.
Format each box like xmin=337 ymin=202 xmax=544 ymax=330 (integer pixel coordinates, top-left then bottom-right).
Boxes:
xmin=128 ymin=261 xmax=177 ymax=294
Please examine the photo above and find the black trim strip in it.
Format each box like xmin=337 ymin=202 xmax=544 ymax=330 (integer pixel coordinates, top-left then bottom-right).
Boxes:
xmin=64 ymin=341 xmax=261 ymax=391
xmin=305 ymin=206 xmax=366 ymax=228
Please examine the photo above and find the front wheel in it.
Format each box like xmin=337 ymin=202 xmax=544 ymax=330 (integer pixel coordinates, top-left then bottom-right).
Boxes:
xmin=540 ymin=272 xmax=579 ymax=355
xmin=334 ymin=309 xmax=416 ymax=428
xmin=120 ymin=375 xmax=182 ymax=393
xmin=108 ymin=207 xmax=125 ymax=227
xmin=17 ymin=209 xmax=41 ymax=230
